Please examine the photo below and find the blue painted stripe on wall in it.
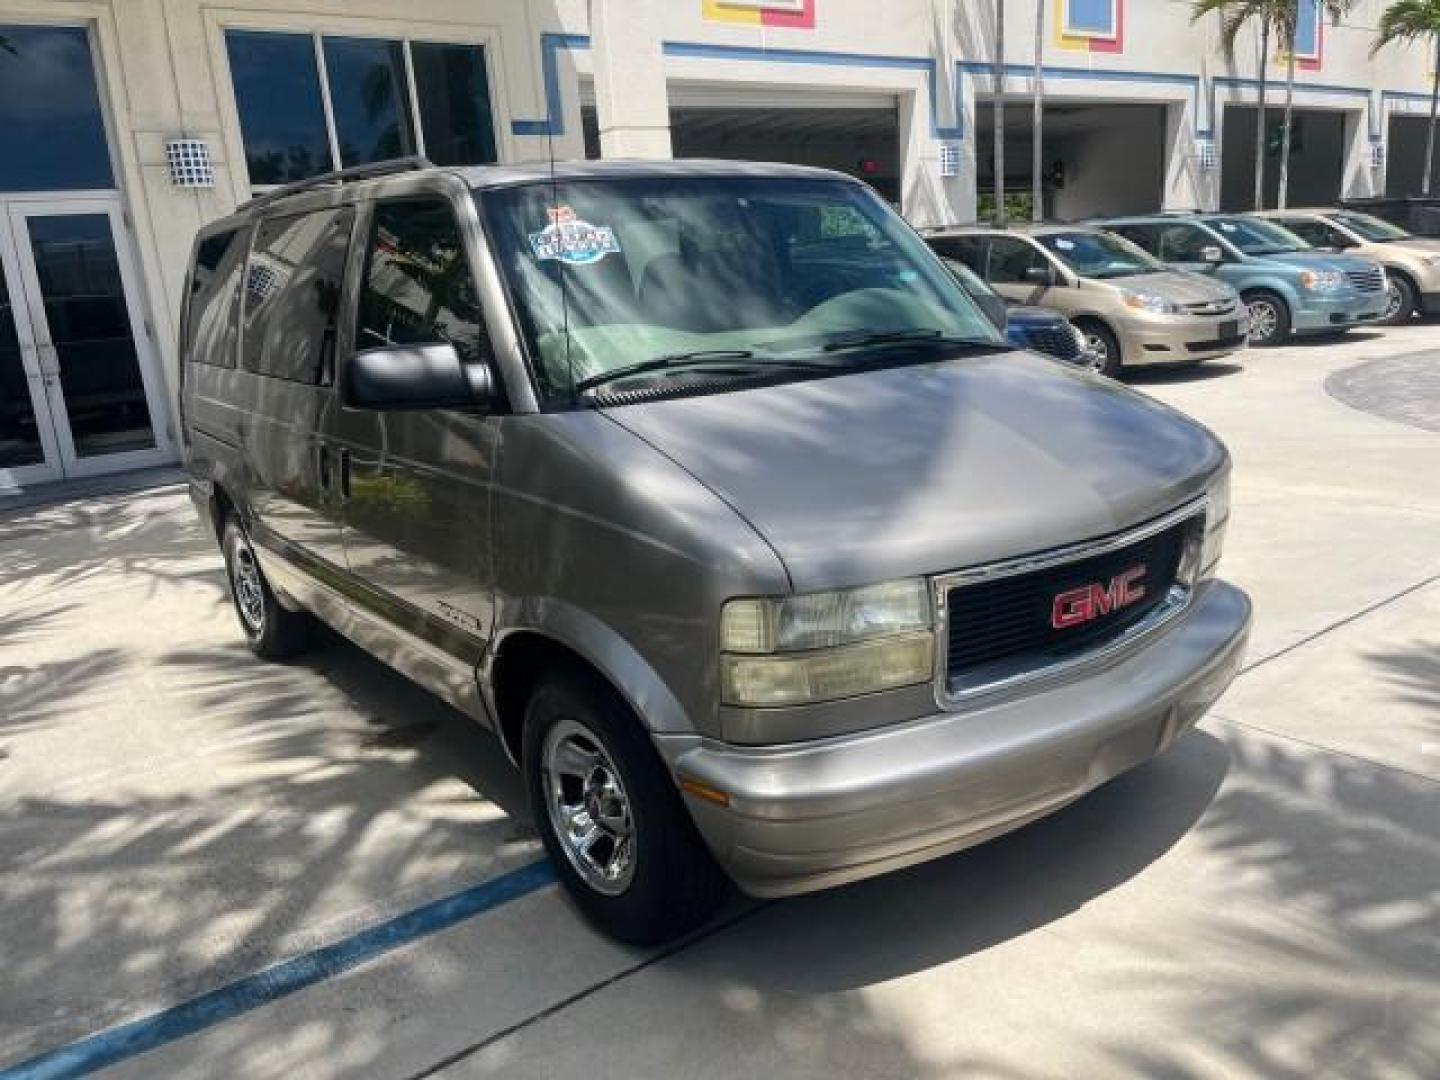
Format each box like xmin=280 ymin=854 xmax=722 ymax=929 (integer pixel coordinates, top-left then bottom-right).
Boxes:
xmin=0 ymin=861 xmax=556 ymax=1080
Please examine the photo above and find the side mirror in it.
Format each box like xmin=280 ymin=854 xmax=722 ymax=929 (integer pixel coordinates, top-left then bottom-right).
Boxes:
xmin=1200 ymin=246 xmax=1226 ymax=264
xmin=346 ymin=343 xmax=493 ymax=411
xmin=1023 ymin=264 xmax=1055 ymax=286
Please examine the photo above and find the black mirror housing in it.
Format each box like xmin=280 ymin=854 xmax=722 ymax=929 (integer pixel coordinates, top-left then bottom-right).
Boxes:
xmin=1023 ymin=265 xmax=1054 ymax=285
xmin=346 ymin=343 xmax=493 ymax=411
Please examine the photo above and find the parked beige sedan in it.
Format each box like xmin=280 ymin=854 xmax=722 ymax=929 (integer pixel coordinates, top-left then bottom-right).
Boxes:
xmin=926 ymin=225 xmax=1249 ymax=377
xmin=1255 ymin=208 xmax=1440 ymax=324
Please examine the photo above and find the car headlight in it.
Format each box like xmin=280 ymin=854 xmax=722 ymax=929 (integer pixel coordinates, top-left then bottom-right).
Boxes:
xmin=1200 ymin=471 xmax=1230 ymax=579
xmin=1121 ymin=289 xmax=1177 ymax=314
xmin=1299 ymin=269 xmax=1344 ymax=292
xmin=720 ymin=579 xmax=935 ymax=706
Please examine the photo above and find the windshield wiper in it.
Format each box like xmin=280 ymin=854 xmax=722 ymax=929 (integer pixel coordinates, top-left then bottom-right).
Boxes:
xmin=819 ymin=328 xmax=999 ymax=353
xmin=575 ymin=350 xmax=832 ymax=394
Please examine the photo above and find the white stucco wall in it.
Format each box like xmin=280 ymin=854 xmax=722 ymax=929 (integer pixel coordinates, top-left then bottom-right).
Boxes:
xmin=3 ymin=0 xmax=1437 ymax=437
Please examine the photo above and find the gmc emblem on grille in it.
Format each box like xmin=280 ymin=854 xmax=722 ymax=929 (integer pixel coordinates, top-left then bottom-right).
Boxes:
xmin=1051 ymin=565 xmax=1148 ymax=629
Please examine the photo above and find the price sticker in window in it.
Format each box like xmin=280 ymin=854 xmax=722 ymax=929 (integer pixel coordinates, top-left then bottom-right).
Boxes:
xmin=529 ymin=206 xmax=622 ymax=265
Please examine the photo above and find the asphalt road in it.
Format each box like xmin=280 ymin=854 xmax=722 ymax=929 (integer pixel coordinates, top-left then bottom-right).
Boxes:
xmin=2 ymin=325 xmax=1437 ymax=1079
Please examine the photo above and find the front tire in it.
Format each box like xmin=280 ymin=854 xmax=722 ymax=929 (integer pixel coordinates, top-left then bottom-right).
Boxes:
xmin=1074 ymin=319 xmax=1122 ymax=378
xmin=523 ymin=666 xmax=727 ymax=944
xmin=221 ymin=517 xmax=314 ymax=660
xmin=1381 ymin=273 xmax=1418 ymax=325
xmin=1244 ymin=290 xmax=1291 ymax=347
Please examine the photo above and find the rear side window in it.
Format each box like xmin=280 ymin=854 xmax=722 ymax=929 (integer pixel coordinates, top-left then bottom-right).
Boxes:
xmin=356 ymin=199 xmax=487 ymax=364
xmin=242 ymin=208 xmax=355 ymax=384
xmin=185 ymin=228 xmax=247 ymax=368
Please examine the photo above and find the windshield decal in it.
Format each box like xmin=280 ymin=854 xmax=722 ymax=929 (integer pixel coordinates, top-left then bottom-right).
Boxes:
xmin=1053 ymin=237 xmax=1076 ymax=250
xmin=528 ymin=206 xmax=621 ymax=265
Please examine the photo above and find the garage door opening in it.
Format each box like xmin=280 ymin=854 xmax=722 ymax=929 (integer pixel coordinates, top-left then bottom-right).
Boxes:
xmin=583 ymin=99 xmax=902 ymax=204
xmin=974 ymin=102 xmax=1167 ymax=222
xmin=1220 ymin=106 xmax=1348 ymax=210
xmin=1385 ymin=114 xmax=1440 ymax=197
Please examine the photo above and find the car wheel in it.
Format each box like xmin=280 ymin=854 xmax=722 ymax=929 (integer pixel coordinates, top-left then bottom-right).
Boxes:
xmin=523 ymin=666 xmax=728 ymax=945
xmin=221 ymin=516 xmax=314 ymax=660
xmin=1075 ymin=320 xmax=1122 ymax=377
xmin=1244 ymin=291 xmax=1291 ymax=347
xmin=1381 ymin=273 xmax=1417 ymax=325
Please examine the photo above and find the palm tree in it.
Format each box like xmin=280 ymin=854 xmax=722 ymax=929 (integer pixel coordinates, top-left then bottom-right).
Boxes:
xmin=1033 ymin=0 xmax=1046 ymax=223
xmin=1372 ymin=0 xmax=1440 ymax=195
xmin=993 ymin=0 xmax=1007 ymax=227
xmin=1192 ymin=1 xmax=1356 ymax=209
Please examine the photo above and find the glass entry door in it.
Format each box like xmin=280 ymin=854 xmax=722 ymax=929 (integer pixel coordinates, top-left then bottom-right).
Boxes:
xmin=0 ymin=198 xmax=171 ymax=488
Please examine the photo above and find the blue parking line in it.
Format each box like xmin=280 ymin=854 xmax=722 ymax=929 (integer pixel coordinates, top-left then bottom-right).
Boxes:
xmin=2 ymin=860 xmax=556 ymax=1080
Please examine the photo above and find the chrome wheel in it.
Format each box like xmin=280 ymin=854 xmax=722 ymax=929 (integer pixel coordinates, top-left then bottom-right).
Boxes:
xmin=1083 ymin=333 xmax=1110 ymax=370
xmin=541 ymin=717 xmax=635 ymax=896
xmin=1247 ymin=299 xmax=1279 ymax=343
xmin=1383 ymin=280 xmax=1405 ymax=322
xmin=228 ymin=531 xmax=266 ymax=634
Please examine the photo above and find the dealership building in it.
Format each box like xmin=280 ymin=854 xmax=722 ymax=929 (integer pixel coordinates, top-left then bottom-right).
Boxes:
xmin=1 ymin=0 xmax=1436 ymax=490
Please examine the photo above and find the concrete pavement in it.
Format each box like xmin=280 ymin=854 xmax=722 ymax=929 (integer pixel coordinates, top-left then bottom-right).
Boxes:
xmin=1 ymin=324 xmax=1437 ymax=1078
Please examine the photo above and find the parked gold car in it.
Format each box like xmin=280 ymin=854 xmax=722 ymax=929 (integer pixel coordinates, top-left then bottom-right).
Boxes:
xmin=1255 ymin=208 xmax=1440 ymax=324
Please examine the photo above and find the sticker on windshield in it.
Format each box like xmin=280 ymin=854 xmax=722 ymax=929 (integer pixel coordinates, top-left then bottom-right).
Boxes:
xmin=1218 ymin=222 xmax=1237 ymax=233
xmin=1053 ymin=238 xmax=1076 ymax=250
xmin=528 ymin=206 xmax=621 ymax=265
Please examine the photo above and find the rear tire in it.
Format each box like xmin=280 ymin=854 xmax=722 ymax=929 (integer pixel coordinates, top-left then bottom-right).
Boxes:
xmin=1243 ymin=290 xmax=1291 ymax=347
xmin=1074 ymin=319 xmax=1122 ymax=378
xmin=1381 ymin=273 xmax=1418 ymax=326
xmin=221 ymin=516 xmax=314 ymax=660
xmin=523 ymin=666 xmax=728 ymax=944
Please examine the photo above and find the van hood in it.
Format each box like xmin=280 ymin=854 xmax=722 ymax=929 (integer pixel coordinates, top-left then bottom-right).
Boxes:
xmin=1252 ymin=250 xmax=1375 ymax=274
xmin=1099 ymin=270 xmax=1235 ymax=302
xmin=601 ymin=352 xmax=1226 ymax=593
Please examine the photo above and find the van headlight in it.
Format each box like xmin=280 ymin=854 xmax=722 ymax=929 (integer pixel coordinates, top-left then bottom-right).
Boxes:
xmin=720 ymin=579 xmax=935 ymax=706
xmin=1299 ymin=269 xmax=1344 ymax=292
xmin=1200 ymin=472 xmax=1230 ymax=579
xmin=1121 ymin=289 xmax=1178 ymax=315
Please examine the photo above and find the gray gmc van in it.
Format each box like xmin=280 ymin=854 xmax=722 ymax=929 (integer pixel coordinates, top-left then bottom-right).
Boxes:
xmin=180 ymin=158 xmax=1251 ymax=943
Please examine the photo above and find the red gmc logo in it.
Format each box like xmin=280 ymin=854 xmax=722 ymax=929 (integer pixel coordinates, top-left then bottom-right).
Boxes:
xmin=1051 ymin=565 xmax=1149 ymax=630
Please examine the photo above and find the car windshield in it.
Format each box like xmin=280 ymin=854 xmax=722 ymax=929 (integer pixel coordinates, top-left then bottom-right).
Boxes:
xmin=1208 ymin=216 xmax=1311 ymax=255
xmin=1330 ymin=211 xmax=1412 ymax=243
xmin=942 ymin=256 xmax=999 ymax=299
xmin=478 ymin=176 xmax=1002 ymax=403
xmin=1035 ymin=231 xmax=1164 ymax=279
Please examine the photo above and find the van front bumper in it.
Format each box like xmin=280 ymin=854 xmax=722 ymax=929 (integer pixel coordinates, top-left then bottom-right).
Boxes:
xmin=1116 ymin=313 xmax=1250 ymax=366
xmin=1291 ymin=291 xmax=1389 ymax=333
xmin=662 ymin=579 xmax=1251 ymax=898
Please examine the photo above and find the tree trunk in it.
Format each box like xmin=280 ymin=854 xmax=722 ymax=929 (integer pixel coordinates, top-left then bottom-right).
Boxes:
xmin=993 ymin=0 xmax=1007 ymax=227
xmin=1425 ymin=35 xmax=1440 ymax=197
xmin=1254 ymin=25 xmax=1270 ymax=211
xmin=1278 ymin=36 xmax=1297 ymax=210
xmin=1032 ymin=0 xmax=1045 ymax=223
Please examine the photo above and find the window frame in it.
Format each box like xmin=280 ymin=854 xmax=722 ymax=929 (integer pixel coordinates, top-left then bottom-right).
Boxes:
xmin=212 ymin=15 xmax=506 ymax=196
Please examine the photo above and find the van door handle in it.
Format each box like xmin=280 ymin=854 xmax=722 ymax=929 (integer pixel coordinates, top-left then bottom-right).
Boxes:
xmin=317 ymin=443 xmax=332 ymax=491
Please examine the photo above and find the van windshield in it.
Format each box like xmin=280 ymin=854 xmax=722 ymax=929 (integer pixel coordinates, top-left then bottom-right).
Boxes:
xmin=1035 ymin=230 xmax=1165 ymax=279
xmin=1207 ymin=216 xmax=1311 ymax=255
xmin=1330 ymin=211 xmax=1412 ymax=243
xmin=478 ymin=176 xmax=1002 ymax=403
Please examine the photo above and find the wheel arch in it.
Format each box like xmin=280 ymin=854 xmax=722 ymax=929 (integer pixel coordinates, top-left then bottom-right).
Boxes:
xmin=484 ymin=608 xmax=691 ymax=767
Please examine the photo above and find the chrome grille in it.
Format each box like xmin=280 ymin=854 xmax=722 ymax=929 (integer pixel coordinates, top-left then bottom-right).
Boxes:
xmin=1346 ymin=267 xmax=1385 ymax=293
xmin=935 ymin=504 xmax=1207 ymax=703
xmin=1183 ymin=299 xmax=1238 ymax=317
xmin=1024 ymin=324 xmax=1086 ymax=363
